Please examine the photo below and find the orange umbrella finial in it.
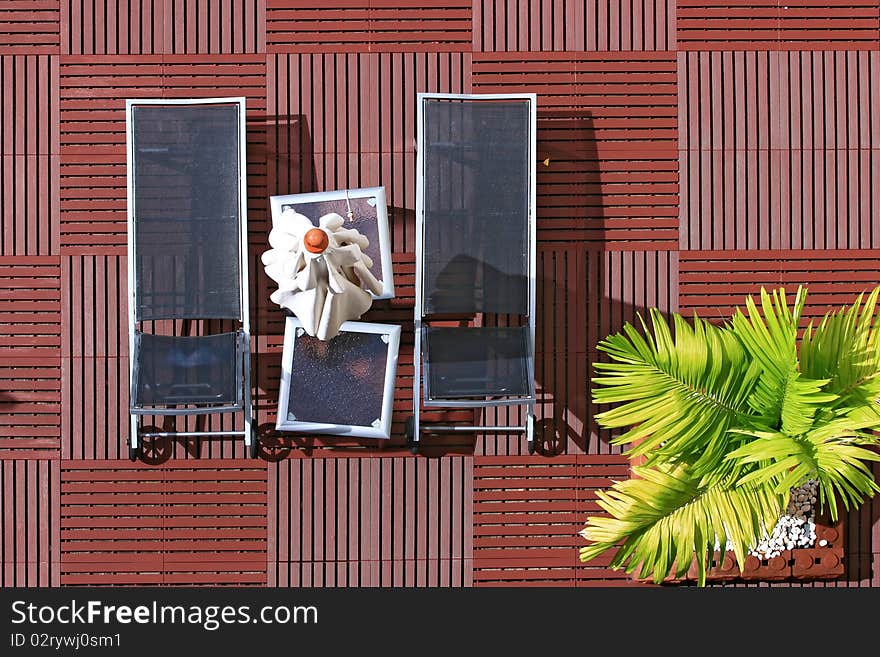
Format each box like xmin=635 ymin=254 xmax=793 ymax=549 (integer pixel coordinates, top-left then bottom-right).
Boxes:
xmin=303 ymin=227 xmax=329 ymax=254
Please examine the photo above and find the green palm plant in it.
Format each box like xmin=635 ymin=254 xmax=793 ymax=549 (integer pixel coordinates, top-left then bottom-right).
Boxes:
xmin=580 ymin=286 xmax=880 ymax=586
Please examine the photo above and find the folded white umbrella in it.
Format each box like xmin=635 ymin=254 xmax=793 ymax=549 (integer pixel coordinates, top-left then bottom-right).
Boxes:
xmin=261 ymin=210 xmax=383 ymax=341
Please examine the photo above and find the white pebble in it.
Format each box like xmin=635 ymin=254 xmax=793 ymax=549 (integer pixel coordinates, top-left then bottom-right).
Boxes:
xmin=747 ymin=481 xmax=824 ymax=558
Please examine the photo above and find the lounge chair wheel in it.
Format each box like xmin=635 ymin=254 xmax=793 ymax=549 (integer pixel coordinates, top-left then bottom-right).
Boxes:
xmin=128 ymin=443 xmax=140 ymax=462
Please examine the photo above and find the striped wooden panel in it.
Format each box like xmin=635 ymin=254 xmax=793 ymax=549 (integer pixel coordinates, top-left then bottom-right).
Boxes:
xmin=63 ymin=0 xmax=265 ymax=55
xmin=0 ymin=357 xmax=61 ymax=456
xmin=0 ymin=258 xmax=59 ymax=456
xmin=531 ymin=247 xmax=590 ymax=458
xmin=63 ymin=353 xmax=255 ymax=461
xmin=774 ymin=51 xmax=880 ymax=150
xmin=370 ymin=0 xmax=471 ymax=52
xmin=62 ymin=355 xmax=130 ymax=460
xmin=679 ymin=249 xmax=880 ymax=324
xmin=679 ymin=147 xmax=773 ymax=251
xmin=681 ymin=145 xmax=880 ymax=251
xmin=679 ymin=51 xmax=880 ymax=152
xmin=778 ymin=1 xmax=880 ymax=51
xmin=595 ymin=249 xmax=679 ymax=338
xmin=775 ymin=148 xmax=880 ymax=250
xmin=57 ymin=253 xmax=131 ymax=460
xmin=0 ymin=1 xmax=60 ymax=54
xmin=62 ymin=0 xmax=164 ymax=54
xmin=537 ymin=149 xmax=679 ymax=247
xmin=677 ymin=1 xmax=781 ymax=51
xmin=164 ymin=0 xmax=265 ymax=54
xmin=376 ymin=52 xmax=469 ymax=254
xmin=266 ymin=0 xmax=470 ymax=53
xmin=679 ymin=51 xmax=880 ymax=251
xmin=678 ymin=51 xmax=774 ymax=152
xmin=474 ymin=0 xmax=675 ymax=52
xmin=384 ymin=329 xmax=477 ymax=450
xmin=472 ymin=454 xmax=643 ymax=586
xmin=277 ymin=559 xmax=474 ymax=586
xmin=0 ymin=155 xmax=59 ymax=256
xmin=266 ymin=1 xmax=371 ymax=52
xmin=0 ymin=55 xmax=59 ymax=156
xmin=0 ymin=459 xmax=60 ymax=585
xmin=474 ymin=51 xmax=677 ymax=144
xmin=269 ymin=455 xmax=472 ymax=586
xmin=66 ymin=359 xmax=265 ymax=460
xmin=59 ymin=55 xmax=266 ymax=255
xmin=61 ymin=255 xmax=127 ymax=359
xmin=267 ymin=53 xmax=382 ymax=185
xmin=678 ymin=0 xmax=880 ymax=51
xmin=0 ymin=257 xmax=61 ymax=357
xmin=0 ymin=55 xmax=59 ymax=256
xmin=474 ymin=52 xmax=678 ymax=245
xmin=60 ymin=459 xmax=268 ymax=585
xmin=589 ymin=247 xmax=680 ymax=463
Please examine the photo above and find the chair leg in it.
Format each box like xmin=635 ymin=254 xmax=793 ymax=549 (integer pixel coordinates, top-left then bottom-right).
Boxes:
xmin=526 ymin=412 xmax=536 ymax=454
xmin=405 ymin=415 xmax=418 ymax=455
xmin=249 ymin=424 xmax=260 ymax=459
xmin=242 ymin=331 xmax=257 ymax=459
xmin=129 ymin=415 xmax=141 ymax=461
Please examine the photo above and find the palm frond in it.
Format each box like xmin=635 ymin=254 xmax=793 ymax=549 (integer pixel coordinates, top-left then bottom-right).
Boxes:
xmin=729 ymin=286 xmax=805 ymax=424
xmin=728 ymin=419 xmax=880 ymax=521
xmin=801 ymin=286 xmax=880 ymax=413
xmin=778 ymin=372 xmax=836 ymax=436
xmin=579 ymin=463 xmax=785 ymax=586
xmin=592 ymin=308 xmax=759 ymax=476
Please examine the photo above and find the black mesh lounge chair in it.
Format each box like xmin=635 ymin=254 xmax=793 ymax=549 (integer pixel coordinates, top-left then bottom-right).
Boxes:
xmin=407 ymin=93 xmax=537 ymax=454
xmin=125 ymin=97 xmax=255 ymax=460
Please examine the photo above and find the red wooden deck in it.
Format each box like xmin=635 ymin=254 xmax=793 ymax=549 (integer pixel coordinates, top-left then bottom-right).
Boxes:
xmin=0 ymin=1 xmax=879 ymax=587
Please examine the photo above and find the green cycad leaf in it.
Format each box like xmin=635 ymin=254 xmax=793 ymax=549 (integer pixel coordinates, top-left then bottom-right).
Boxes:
xmin=801 ymin=286 xmax=880 ymax=413
xmin=726 ymin=430 xmax=819 ymax=495
xmin=728 ymin=418 xmax=880 ymax=521
xmin=807 ymin=416 xmax=880 ymax=520
xmin=729 ymin=286 xmax=837 ymax=436
xmin=592 ymin=308 xmax=759 ymax=477
xmin=730 ymin=286 xmax=805 ymax=424
xmin=778 ymin=372 xmax=836 ymax=436
xmin=579 ymin=463 xmax=785 ymax=587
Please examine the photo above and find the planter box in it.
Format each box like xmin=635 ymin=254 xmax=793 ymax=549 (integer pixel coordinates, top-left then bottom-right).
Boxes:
xmin=639 ymin=514 xmax=844 ymax=585
xmin=626 ymin=439 xmax=846 ymax=585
